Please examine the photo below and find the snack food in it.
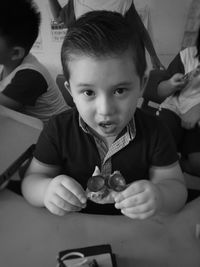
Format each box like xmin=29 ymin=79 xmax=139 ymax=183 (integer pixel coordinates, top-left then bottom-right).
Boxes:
xmin=86 ymin=166 xmax=126 ymax=204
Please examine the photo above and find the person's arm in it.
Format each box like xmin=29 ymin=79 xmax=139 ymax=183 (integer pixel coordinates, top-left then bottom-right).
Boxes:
xmin=125 ymin=2 xmax=164 ymax=69
xmin=114 ymin=118 xmax=187 ymax=219
xmin=22 ymin=157 xmax=60 ymax=207
xmin=157 ymin=53 xmax=186 ymax=98
xmin=48 ymin=0 xmax=62 ymax=22
xmin=150 ymin=162 xmax=187 ymax=214
xmin=157 ymin=73 xmax=186 ymax=98
xmin=22 ymin=157 xmax=87 ymax=216
xmin=0 ymin=93 xmax=23 ymax=111
xmin=114 ymin=162 xmax=187 ymax=219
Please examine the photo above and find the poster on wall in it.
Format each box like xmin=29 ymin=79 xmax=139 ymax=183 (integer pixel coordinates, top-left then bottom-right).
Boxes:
xmin=32 ymin=32 xmax=43 ymax=52
xmin=182 ymin=0 xmax=200 ymax=48
xmin=46 ymin=0 xmax=68 ymax=43
xmin=50 ymin=21 xmax=67 ymax=43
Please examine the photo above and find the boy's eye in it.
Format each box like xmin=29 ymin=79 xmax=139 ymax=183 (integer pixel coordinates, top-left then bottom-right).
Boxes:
xmin=114 ymin=88 xmax=127 ymax=95
xmin=83 ymin=90 xmax=95 ymax=97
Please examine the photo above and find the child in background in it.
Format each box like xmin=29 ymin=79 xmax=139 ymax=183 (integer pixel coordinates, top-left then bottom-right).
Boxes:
xmin=22 ymin=11 xmax=187 ymax=219
xmin=48 ymin=0 xmax=164 ymax=70
xmin=0 ymin=0 xmax=69 ymax=124
xmin=156 ymin=25 xmax=200 ymax=177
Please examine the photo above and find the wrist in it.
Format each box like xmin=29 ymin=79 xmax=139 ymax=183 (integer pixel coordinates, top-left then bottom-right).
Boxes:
xmin=43 ymin=178 xmax=53 ymax=206
xmin=154 ymin=184 xmax=164 ymax=213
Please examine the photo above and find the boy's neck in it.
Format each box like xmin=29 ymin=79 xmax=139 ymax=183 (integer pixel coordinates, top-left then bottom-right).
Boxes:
xmin=87 ymin=125 xmax=116 ymax=149
xmin=2 ymin=58 xmax=25 ymax=79
xmin=103 ymin=136 xmax=117 ymax=149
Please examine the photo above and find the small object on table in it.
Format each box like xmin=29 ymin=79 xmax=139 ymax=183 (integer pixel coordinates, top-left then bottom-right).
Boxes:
xmin=86 ymin=166 xmax=126 ymax=203
xmin=107 ymin=171 xmax=126 ymax=192
xmin=57 ymin=244 xmax=116 ymax=267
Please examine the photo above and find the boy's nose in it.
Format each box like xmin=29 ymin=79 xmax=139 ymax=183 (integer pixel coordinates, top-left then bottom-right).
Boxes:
xmin=97 ymin=96 xmax=114 ymax=115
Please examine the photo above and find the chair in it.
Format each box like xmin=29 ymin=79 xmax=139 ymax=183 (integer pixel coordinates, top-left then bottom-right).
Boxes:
xmin=142 ymin=69 xmax=167 ymax=112
xmin=56 ymin=74 xmax=75 ymax=107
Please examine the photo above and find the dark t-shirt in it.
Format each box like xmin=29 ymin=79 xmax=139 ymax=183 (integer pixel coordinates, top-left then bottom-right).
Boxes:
xmin=34 ymin=108 xmax=178 ymax=214
xmin=2 ymin=69 xmax=47 ymax=105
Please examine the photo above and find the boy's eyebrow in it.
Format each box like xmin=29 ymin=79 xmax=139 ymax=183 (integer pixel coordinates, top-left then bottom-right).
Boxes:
xmin=77 ymin=83 xmax=94 ymax=87
xmin=77 ymin=81 xmax=134 ymax=87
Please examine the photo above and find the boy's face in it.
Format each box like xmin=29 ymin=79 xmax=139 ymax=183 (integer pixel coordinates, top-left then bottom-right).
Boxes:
xmin=67 ymin=49 xmax=145 ymax=141
xmin=0 ymin=36 xmax=12 ymax=65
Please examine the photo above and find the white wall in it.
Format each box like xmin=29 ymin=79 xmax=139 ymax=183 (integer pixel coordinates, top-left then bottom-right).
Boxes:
xmin=135 ymin=0 xmax=193 ymax=67
xmin=32 ymin=0 xmax=194 ymax=79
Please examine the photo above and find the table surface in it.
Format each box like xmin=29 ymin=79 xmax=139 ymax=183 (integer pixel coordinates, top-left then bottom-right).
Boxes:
xmin=0 ymin=111 xmax=42 ymax=174
xmin=0 ymin=189 xmax=200 ymax=267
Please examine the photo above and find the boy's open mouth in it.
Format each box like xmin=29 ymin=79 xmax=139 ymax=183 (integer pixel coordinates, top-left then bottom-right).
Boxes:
xmin=99 ymin=121 xmax=114 ymax=128
xmin=98 ymin=121 xmax=117 ymax=133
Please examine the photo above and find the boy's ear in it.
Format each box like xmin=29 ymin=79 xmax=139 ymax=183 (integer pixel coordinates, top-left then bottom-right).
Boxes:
xmin=140 ymin=74 xmax=149 ymax=97
xmin=11 ymin=46 xmax=25 ymax=61
xmin=64 ymin=81 xmax=72 ymax=95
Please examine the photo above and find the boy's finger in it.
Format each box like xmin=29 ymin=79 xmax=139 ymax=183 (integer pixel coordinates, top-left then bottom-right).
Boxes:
xmin=61 ymin=179 xmax=87 ymax=206
xmin=115 ymin=192 xmax=147 ymax=209
xmin=114 ymin=180 xmax=146 ymax=203
xmin=46 ymin=201 xmax=66 ymax=216
xmin=52 ymin=194 xmax=82 ymax=211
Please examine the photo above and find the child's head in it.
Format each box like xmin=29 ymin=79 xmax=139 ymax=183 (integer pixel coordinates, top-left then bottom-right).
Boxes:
xmin=61 ymin=10 xmax=146 ymax=82
xmin=0 ymin=0 xmax=40 ymax=62
xmin=61 ymin=11 xmax=147 ymax=141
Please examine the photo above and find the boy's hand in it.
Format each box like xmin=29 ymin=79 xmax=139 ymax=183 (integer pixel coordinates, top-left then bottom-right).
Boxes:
xmin=114 ymin=180 xmax=162 ymax=219
xmin=44 ymin=175 xmax=87 ymax=216
xmin=170 ymin=73 xmax=186 ymax=92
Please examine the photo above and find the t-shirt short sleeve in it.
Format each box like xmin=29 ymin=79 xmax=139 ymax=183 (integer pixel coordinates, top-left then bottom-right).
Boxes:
xmin=33 ymin=117 xmax=62 ymax=165
xmin=2 ymin=69 xmax=47 ymax=105
xmin=149 ymin=118 xmax=178 ymax=167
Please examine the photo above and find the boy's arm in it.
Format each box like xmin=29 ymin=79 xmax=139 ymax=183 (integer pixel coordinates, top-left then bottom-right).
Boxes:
xmin=157 ymin=73 xmax=185 ymax=98
xmin=150 ymin=162 xmax=187 ymax=214
xmin=157 ymin=53 xmax=185 ymax=98
xmin=22 ymin=157 xmax=87 ymax=215
xmin=48 ymin=0 xmax=62 ymax=22
xmin=0 ymin=93 xmax=22 ymax=110
xmin=115 ymin=162 xmax=187 ymax=219
xmin=22 ymin=157 xmax=60 ymax=207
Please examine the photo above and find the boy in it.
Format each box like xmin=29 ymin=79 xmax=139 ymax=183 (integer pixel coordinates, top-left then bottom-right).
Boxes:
xmin=22 ymin=11 xmax=187 ymax=219
xmin=156 ymin=25 xmax=200 ymax=176
xmin=48 ymin=0 xmax=164 ymax=70
xmin=0 ymin=0 xmax=69 ymax=124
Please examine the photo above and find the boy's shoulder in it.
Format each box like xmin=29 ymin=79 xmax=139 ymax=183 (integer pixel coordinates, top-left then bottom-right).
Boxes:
xmin=135 ymin=108 xmax=160 ymax=126
xmin=49 ymin=107 xmax=79 ymax=126
xmin=135 ymin=108 xmax=168 ymax=135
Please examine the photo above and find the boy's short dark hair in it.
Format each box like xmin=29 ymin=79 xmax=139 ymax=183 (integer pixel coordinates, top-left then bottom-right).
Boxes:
xmin=0 ymin=0 xmax=40 ymax=55
xmin=61 ymin=10 xmax=147 ymax=82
